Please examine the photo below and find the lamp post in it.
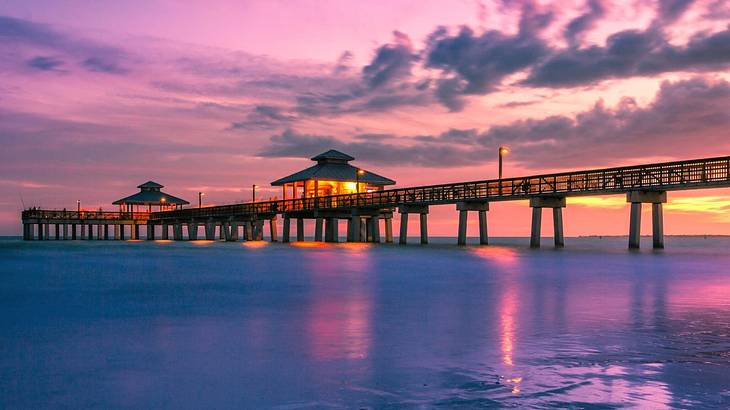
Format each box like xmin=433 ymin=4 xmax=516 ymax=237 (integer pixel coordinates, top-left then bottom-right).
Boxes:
xmin=498 ymin=146 xmax=509 ymax=180
xmin=198 ymin=192 xmax=204 ymax=208
xmin=355 ymin=169 xmax=365 ymax=194
xmin=252 ymin=184 xmax=259 ymax=202
xmin=77 ymin=200 xmax=80 ymax=213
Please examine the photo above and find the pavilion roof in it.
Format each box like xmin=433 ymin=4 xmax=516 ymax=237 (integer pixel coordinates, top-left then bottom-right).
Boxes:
xmin=271 ymin=162 xmax=395 ymax=186
xmin=113 ymin=182 xmax=189 ymax=205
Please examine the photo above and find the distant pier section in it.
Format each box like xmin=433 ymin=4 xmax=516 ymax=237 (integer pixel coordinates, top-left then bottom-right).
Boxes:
xmin=21 ymin=152 xmax=730 ymax=249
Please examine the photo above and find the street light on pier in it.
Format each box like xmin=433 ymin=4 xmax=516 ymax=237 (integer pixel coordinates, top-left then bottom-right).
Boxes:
xmin=252 ymin=184 xmax=259 ymax=202
xmin=198 ymin=192 xmax=204 ymax=208
xmin=356 ymin=169 xmax=365 ymax=194
xmin=77 ymin=200 xmax=80 ymax=212
xmin=499 ymin=146 xmax=509 ymax=180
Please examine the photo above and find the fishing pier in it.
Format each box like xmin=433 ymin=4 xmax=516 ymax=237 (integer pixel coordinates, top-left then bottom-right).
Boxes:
xmin=21 ymin=152 xmax=730 ymax=249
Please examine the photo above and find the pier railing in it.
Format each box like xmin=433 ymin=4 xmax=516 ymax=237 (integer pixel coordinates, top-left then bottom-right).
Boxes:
xmin=21 ymin=209 xmax=150 ymax=221
xmin=150 ymin=155 xmax=730 ymax=220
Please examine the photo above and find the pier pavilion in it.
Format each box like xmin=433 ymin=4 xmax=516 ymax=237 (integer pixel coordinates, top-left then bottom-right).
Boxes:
xmin=271 ymin=150 xmax=395 ymax=199
xmin=112 ymin=181 xmax=189 ymax=212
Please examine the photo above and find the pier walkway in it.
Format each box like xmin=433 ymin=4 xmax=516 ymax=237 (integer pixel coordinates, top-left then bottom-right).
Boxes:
xmin=22 ymin=155 xmax=730 ymax=248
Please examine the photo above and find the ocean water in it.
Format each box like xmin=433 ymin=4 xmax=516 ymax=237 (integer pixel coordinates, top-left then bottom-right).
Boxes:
xmin=1 ymin=236 xmax=730 ymax=409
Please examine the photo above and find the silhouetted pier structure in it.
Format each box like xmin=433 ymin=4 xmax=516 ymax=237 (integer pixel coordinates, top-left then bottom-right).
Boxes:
xmin=21 ymin=155 xmax=730 ymax=249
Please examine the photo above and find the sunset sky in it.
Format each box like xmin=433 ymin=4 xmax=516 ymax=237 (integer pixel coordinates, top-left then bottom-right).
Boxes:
xmin=2 ymin=0 xmax=730 ymax=236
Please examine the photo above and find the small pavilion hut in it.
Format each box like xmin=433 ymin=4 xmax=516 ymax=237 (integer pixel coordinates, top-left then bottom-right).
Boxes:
xmin=112 ymin=181 xmax=189 ymax=212
xmin=271 ymin=150 xmax=396 ymax=199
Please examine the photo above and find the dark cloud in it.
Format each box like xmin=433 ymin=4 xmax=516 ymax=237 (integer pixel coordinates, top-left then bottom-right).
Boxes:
xmin=229 ymin=105 xmax=296 ymax=130
xmin=362 ymin=31 xmax=417 ymax=88
xmin=0 ymin=15 xmax=129 ymax=75
xmin=257 ymin=128 xmax=487 ymax=167
xmin=26 ymin=56 xmax=64 ymax=71
xmin=524 ymin=26 xmax=730 ymax=87
xmin=426 ymin=25 xmax=549 ymax=98
xmin=564 ymin=0 xmax=605 ymax=46
xmin=258 ymin=78 xmax=730 ymax=169
xmin=655 ymin=0 xmax=696 ymax=25
xmin=481 ymin=77 xmax=730 ymax=167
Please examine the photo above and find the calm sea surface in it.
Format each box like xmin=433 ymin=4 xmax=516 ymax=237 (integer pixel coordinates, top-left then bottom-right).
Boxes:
xmin=1 ymin=237 xmax=730 ymax=409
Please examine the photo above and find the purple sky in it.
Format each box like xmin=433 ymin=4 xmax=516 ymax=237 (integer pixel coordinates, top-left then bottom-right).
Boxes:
xmin=2 ymin=0 xmax=730 ymax=235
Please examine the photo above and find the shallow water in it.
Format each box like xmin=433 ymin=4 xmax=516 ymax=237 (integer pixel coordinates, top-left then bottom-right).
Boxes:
xmin=1 ymin=236 xmax=730 ymax=408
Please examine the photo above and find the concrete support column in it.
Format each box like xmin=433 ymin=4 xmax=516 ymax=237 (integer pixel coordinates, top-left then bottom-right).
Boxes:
xmin=132 ymin=224 xmax=139 ymax=240
xmin=256 ymin=221 xmax=264 ymax=240
xmin=282 ymin=217 xmax=291 ymax=243
xmin=113 ymin=224 xmax=120 ymax=240
xmin=370 ymin=216 xmax=381 ymax=243
xmin=529 ymin=197 xmax=566 ymax=249
xmin=419 ymin=213 xmax=428 ymax=245
xmin=296 ymin=218 xmax=305 ymax=241
xmin=120 ymin=225 xmax=126 ymax=240
xmin=553 ymin=208 xmax=564 ymax=248
xmin=456 ymin=202 xmax=490 ymax=245
xmin=230 ymin=221 xmax=239 ymax=241
xmin=22 ymin=224 xmax=29 ymax=240
xmin=652 ymin=203 xmax=664 ymax=249
xmin=399 ymin=205 xmax=429 ymax=245
xmin=161 ymin=224 xmax=169 ymax=240
xmin=349 ymin=213 xmax=362 ymax=242
xmin=63 ymin=224 xmax=69 ymax=240
xmin=205 ymin=222 xmax=215 ymax=240
xmin=95 ymin=224 xmax=102 ymax=240
xmin=72 ymin=224 xmax=78 ymax=240
xmin=384 ymin=217 xmax=393 ymax=243
xmin=627 ymin=191 xmax=667 ymax=249
xmin=269 ymin=218 xmax=278 ymax=242
xmin=478 ymin=210 xmax=488 ymax=245
xmin=219 ymin=224 xmax=225 ymax=240
xmin=314 ymin=218 xmax=324 ymax=242
xmin=324 ymin=218 xmax=337 ymax=242
xmin=55 ymin=224 xmax=60 ymax=240
xmin=146 ymin=223 xmax=154 ymax=240
xmin=44 ymin=223 xmax=50 ymax=240
xmin=457 ymin=210 xmax=468 ymax=246
xmin=245 ymin=222 xmax=253 ymax=241
xmin=80 ymin=224 xmax=85 ymax=240
xmin=629 ymin=203 xmax=642 ymax=249
xmin=187 ymin=223 xmax=198 ymax=240
xmin=530 ymin=207 xmax=542 ymax=248
xmin=87 ymin=224 xmax=93 ymax=240
xmin=103 ymin=224 xmax=109 ymax=240
xmin=173 ymin=224 xmax=183 ymax=240
xmin=360 ymin=218 xmax=368 ymax=242
xmin=399 ymin=213 xmax=408 ymax=244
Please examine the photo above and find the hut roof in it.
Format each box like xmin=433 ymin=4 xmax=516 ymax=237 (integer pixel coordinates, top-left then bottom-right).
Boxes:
xmin=271 ymin=150 xmax=395 ymax=186
xmin=112 ymin=181 xmax=189 ymax=205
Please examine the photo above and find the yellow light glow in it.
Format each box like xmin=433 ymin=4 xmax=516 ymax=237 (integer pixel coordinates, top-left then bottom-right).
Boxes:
xmin=500 ymin=146 xmax=509 ymax=154
xmin=344 ymin=182 xmax=357 ymax=191
xmin=242 ymin=241 xmax=268 ymax=248
xmin=357 ymin=169 xmax=365 ymax=175
xmin=291 ymin=242 xmax=327 ymax=248
xmin=154 ymin=240 xmax=173 ymax=243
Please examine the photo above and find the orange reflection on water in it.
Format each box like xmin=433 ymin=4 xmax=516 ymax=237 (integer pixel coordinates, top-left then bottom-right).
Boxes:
xmin=241 ymin=241 xmax=268 ymax=248
xmin=191 ymin=240 xmax=215 ymax=245
xmin=154 ymin=240 xmax=173 ymax=244
xmin=290 ymin=241 xmax=328 ymax=248
xmin=126 ymin=239 xmax=144 ymax=243
xmin=469 ymin=246 xmax=519 ymax=267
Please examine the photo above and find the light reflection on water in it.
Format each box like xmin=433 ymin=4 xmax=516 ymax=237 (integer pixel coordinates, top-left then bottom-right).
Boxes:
xmin=1 ymin=237 xmax=730 ymax=408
